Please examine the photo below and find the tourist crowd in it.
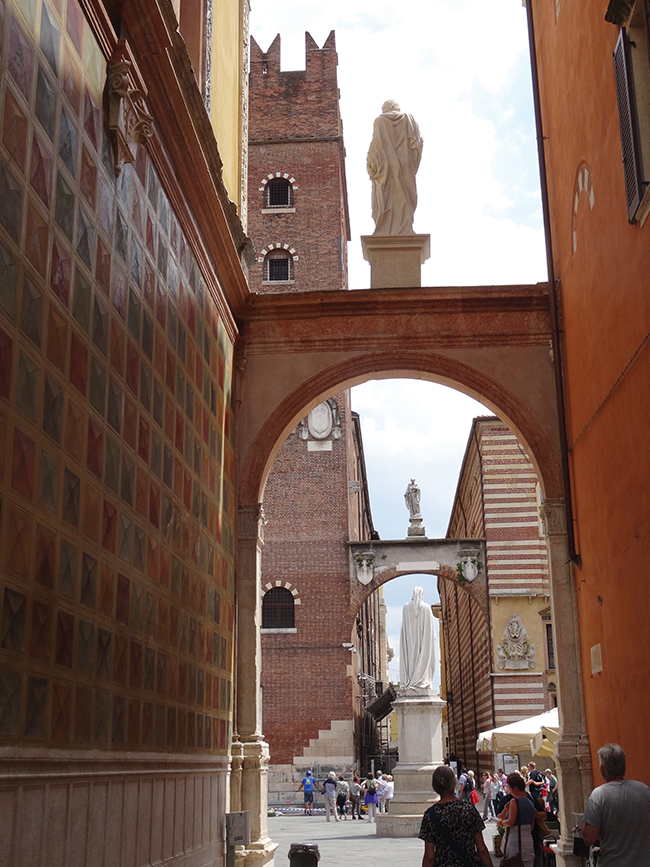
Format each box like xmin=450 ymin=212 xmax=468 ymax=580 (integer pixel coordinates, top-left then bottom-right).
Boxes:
xmin=297 ymin=769 xmax=394 ymax=821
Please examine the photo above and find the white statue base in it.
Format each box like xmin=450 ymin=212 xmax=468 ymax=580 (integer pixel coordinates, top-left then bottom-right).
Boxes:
xmin=361 ymin=234 xmax=431 ymax=289
xmin=407 ymin=517 xmax=426 ymax=537
xmin=376 ymin=691 xmax=445 ymax=837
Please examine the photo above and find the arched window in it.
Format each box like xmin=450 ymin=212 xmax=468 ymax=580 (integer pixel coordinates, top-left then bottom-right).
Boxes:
xmin=265 ymin=177 xmax=293 ymax=208
xmin=264 ymin=249 xmax=294 ymax=282
xmin=262 ymin=587 xmax=295 ymax=628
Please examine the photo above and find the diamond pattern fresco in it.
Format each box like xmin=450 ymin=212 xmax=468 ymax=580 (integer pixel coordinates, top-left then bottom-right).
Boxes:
xmin=0 ymin=0 xmax=235 ymax=752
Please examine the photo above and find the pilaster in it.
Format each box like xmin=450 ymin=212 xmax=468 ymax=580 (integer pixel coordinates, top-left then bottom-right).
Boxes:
xmin=541 ymin=498 xmax=592 ymax=867
xmin=235 ymin=505 xmax=276 ymax=867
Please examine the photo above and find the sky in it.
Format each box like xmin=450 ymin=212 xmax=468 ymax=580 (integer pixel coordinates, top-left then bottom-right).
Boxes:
xmin=249 ymin=0 xmax=548 ymax=685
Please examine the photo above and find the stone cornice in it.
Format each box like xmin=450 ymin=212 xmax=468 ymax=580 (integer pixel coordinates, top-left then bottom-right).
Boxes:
xmin=239 ymin=283 xmax=552 ymax=354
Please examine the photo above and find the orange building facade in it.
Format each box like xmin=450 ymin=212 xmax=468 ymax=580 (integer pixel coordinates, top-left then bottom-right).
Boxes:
xmin=529 ymin=0 xmax=650 ymax=783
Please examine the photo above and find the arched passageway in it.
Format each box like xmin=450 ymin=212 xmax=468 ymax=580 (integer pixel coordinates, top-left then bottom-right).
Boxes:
xmin=231 ymin=283 xmax=589 ymax=863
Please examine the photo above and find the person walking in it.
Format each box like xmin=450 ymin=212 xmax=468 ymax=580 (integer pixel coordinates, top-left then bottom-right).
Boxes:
xmin=349 ymin=775 xmax=363 ymax=819
xmin=497 ymin=773 xmax=541 ymax=867
xmin=544 ymin=768 xmax=558 ymax=815
xmin=581 ymin=743 xmax=650 ymax=866
xmin=490 ymin=773 xmax=503 ymax=818
xmin=377 ymin=775 xmax=388 ymax=813
xmin=297 ymin=769 xmax=317 ymax=815
xmin=362 ymin=772 xmax=380 ymax=823
xmin=481 ymin=772 xmax=495 ymax=821
xmin=336 ymin=775 xmax=349 ymax=820
xmin=419 ymin=765 xmax=492 ymax=867
xmin=383 ymin=775 xmax=394 ymax=813
xmin=322 ymin=771 xmax=340 ymax=822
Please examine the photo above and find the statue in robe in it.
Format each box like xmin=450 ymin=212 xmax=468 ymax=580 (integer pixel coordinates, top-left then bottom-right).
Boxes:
xmin=399 ymin=586 xmax=436 ymax=690
xmin=404 ymin=479 xmax=422 ymax=519
xmin=367 ymin=100 xmax=423 ymax=236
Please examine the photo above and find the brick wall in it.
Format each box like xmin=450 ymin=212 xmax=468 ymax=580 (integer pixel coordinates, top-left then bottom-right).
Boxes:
xmin=248 ymin=32 xmax=350 ymax=294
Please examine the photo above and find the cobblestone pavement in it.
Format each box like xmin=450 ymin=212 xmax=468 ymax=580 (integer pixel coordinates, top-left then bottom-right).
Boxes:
xmin=267 ymin=812 xmax=501 ymax=867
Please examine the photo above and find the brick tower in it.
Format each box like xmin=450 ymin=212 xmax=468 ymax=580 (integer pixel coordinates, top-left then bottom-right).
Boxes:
xmin=248 ymin=31 xmax=350 ymax=293
xmin=247 ymin=33 xmax=386 ymax=802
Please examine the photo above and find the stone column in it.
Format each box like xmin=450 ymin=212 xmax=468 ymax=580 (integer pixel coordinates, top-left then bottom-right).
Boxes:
xmin=235 ymin=505 xmax=276 ymax=867
xmin=541 ymin=499 xmax=592 ymax=867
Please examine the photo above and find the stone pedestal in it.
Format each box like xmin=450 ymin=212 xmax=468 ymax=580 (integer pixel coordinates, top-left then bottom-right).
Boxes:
xmin=361 ymin=234 xmax=431 ymax=289
xmin=376 ymin=691 xmax=445 ymax=837
xmin=407 ymin=516 xmax=426 ymax=537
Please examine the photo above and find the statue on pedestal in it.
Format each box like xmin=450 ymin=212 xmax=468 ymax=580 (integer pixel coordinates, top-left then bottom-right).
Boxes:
xmin=404 ymin=478 xmax=426 ymax=537
xmin=367 ymin=100 xmax=423 ymax=236
xmin=404 ymin=478 xmax=422 ymax=518
xmin=399 ymin=586 xmax=436 ymax=691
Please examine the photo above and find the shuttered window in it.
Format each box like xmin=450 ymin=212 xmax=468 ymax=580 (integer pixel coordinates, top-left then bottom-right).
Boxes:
xmin=613 ymin=28 xmax=645 ymax=222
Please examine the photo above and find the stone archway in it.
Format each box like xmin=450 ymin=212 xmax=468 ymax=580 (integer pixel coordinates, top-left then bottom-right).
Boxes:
xmin=348 ymin=538 xmax=487 ymax=618
xmin=231 ymin=283 xmax=588 ymax=867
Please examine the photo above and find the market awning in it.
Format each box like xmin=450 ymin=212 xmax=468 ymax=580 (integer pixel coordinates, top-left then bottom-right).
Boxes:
xmin=476 ymin=707 xmax=559 ymax=757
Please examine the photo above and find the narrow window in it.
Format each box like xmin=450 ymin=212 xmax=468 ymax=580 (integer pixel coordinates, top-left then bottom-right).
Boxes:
xmin=546 ymin=623 xmax=555 ymax=670
xmin=265 ymin=178 xmax=292 ymax=208
xmin=262 ymin=587 xmax=295 ymax=628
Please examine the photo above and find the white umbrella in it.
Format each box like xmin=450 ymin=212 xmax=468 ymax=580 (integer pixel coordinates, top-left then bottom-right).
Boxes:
xmin=476 ymin=707 xmax=559 ymax=756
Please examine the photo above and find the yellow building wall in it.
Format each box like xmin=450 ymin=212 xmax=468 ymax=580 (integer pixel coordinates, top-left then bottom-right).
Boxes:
xmin=210 ymin=0 xmax=245 ymax=214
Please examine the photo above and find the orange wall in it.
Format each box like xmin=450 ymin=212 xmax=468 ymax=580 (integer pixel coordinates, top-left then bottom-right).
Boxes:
xmin=533 ymin=0 xmax=650 ymax=782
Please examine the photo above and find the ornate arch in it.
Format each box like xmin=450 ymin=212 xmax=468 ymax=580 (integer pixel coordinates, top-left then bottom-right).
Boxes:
xmin=257 ymin=242 xmax=299 ymax=264
xmin=258 ymin=171 xmax=298 ymax=191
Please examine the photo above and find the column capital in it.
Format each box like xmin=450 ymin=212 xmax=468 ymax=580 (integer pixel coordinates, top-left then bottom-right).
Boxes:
xmin=540 ymin=497 xmax=567 ymax=536
xmin=238 ymin=504 xmax=266 ymax=542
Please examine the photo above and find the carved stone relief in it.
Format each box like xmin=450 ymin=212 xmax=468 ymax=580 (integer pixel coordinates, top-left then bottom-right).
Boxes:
xmin=355 ymin=550 xmax=375 ymax=585
xmin=497 ymin=613 xmax=536 ymax=670
xmin=107 ymin=41 xmax=153 ymax=176
xmin=297 ymin=398 xmax=342 ymax=442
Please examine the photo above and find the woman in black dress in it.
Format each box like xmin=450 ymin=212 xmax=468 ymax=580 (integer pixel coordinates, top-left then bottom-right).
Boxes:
xmin=419 ymin=766 xmax=493 ymax=867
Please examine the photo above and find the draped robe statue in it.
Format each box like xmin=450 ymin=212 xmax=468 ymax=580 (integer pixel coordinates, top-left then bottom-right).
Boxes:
xmin=399 ymin=586 xmax=436 ymax=690
xmin=367 ymin=100 xmax=423 ymax=236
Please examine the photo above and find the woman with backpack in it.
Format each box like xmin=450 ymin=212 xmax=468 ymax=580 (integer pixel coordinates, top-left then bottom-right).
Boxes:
xmin=362 ymin=772 xmax=380 ymax=823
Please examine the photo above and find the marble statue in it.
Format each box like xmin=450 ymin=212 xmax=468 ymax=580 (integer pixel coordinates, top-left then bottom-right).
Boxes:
xmin=399 ymin=586 xmax=436 ymax=690
xmin=404 ymin=479 xmax=422 ymax=518
xmin=367 ymin=100 xmax=423 ymax=236
xmin=497 ymin=613 xmax=536 ymax=670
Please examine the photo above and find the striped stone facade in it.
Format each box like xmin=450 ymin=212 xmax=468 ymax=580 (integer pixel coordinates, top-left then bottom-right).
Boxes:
xmin=443 ymin=417 xmax=555 ymax=771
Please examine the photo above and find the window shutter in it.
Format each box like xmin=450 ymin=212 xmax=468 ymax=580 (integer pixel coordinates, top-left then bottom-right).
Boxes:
xmin=613 ymin=28 xmax=644 ymax=222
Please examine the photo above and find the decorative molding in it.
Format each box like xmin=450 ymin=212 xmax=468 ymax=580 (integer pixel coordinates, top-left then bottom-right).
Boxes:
xmin=258 ymin=242 xmax=299 ymax=263
xmin=297 ymin=398 xmax=342 ymax=441
xmin=238 ymin=504 xmax=266 ymax=541
xmin=258 ymin=172 xmax=298 ymax=190
xmin=261 ymin=581 xmax=301 ymax=603
xmin=107 ymin=41 xmax=153 ymax=176
xmin=497 ymin=613 xmax=536 ymax=670
xmin=539 ymin=498 xmax=567 ymax=536
xmin=355 ymin=549 xmax=375 ymax=585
